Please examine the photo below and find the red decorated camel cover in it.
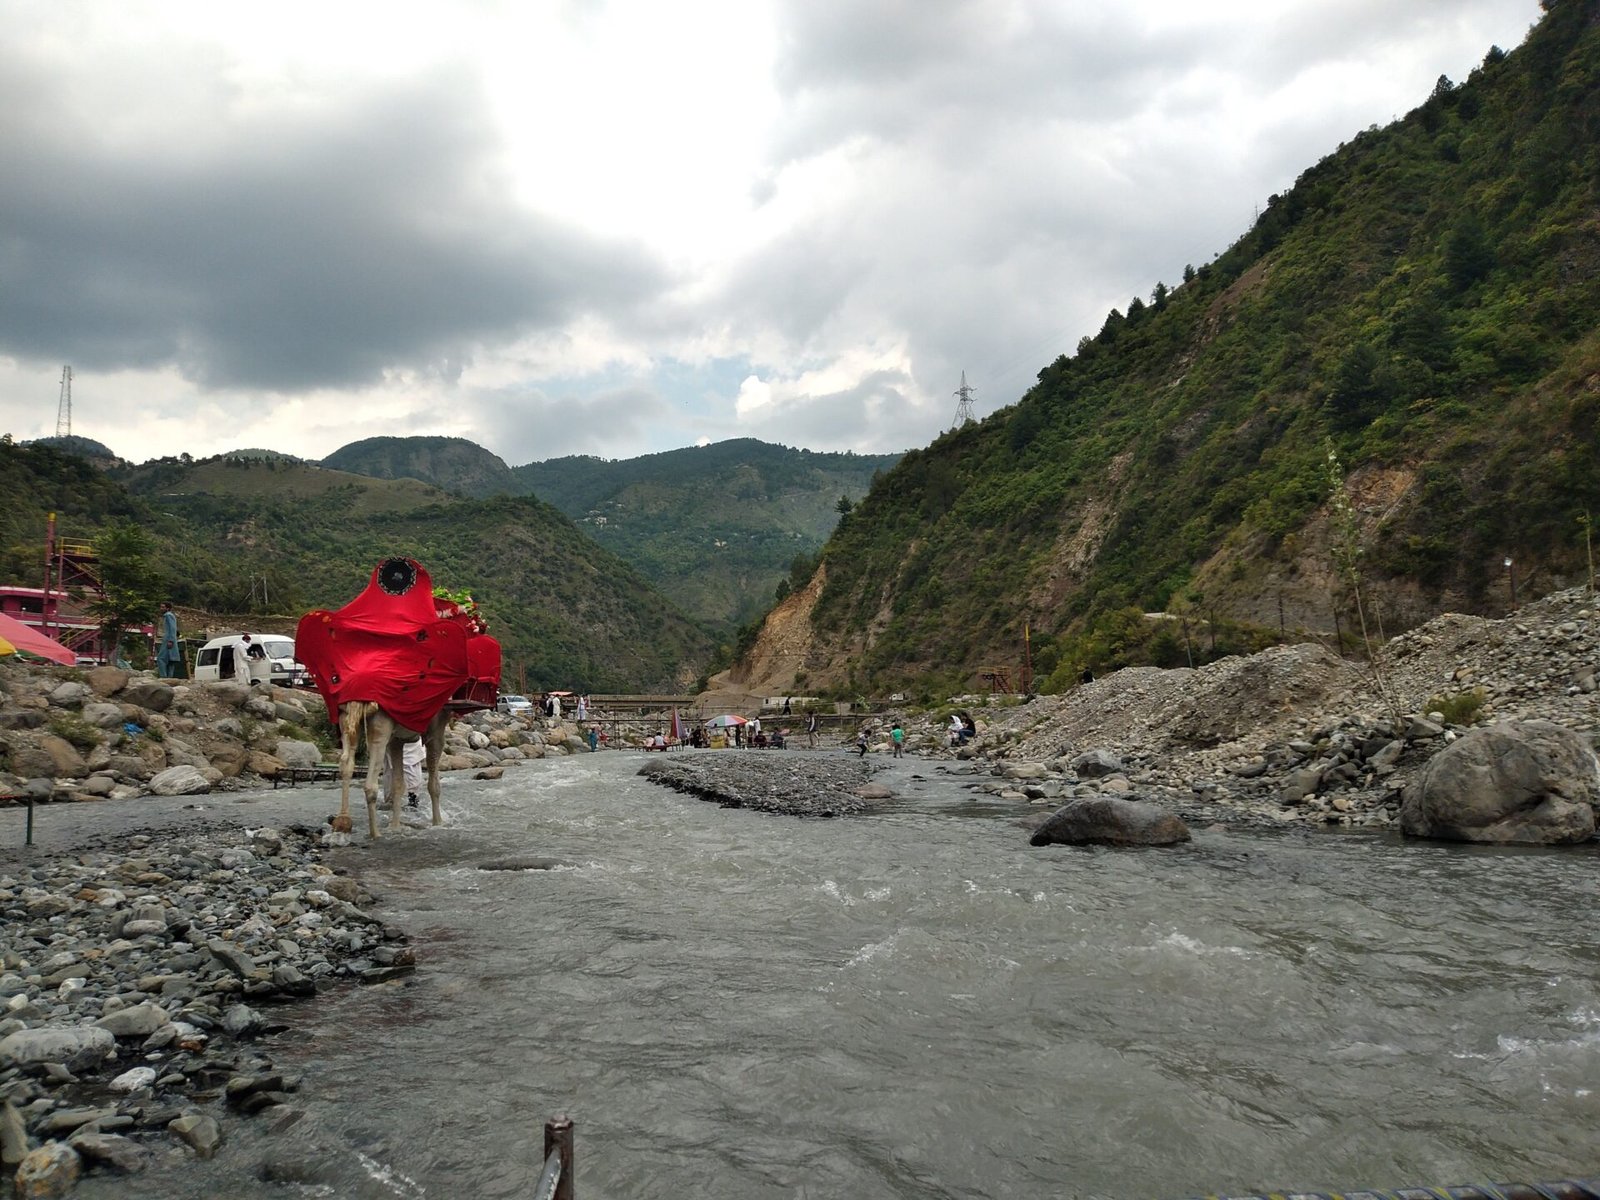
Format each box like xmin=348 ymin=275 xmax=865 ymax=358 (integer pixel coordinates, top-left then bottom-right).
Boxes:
xmin=295 ymin=557 xmax=502 ymax=734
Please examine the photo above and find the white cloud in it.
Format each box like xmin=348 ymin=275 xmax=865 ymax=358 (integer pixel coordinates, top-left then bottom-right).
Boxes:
xmin=0 ymin=0 xmax=1544 ymax=465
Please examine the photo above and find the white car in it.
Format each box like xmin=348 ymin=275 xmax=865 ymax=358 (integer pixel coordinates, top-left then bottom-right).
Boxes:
xmin=192 ymin=633 xmax=308 ymax=687
xmin=496 ymin=693 xmax=534 ymax=716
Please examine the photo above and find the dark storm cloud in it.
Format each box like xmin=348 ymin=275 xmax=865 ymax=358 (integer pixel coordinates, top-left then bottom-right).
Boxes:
xmin=0 ymin=48 xmax=668 ymax=392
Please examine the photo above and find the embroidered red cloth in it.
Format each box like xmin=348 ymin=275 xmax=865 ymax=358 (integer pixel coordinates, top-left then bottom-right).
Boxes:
xmin=296 ymin=558 xmax=501 ymax=734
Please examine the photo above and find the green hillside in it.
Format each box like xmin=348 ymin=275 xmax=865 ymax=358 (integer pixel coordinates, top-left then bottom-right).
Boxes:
xmin=321 ymin=435 xmax=518 ymax=497
xmin=515 ymin=439 xmax=902 ymax=628
xmin=0 ymin=444 xmax=711 ymax=691
xmin=794 ymin=1 xmax=1600 ymax=697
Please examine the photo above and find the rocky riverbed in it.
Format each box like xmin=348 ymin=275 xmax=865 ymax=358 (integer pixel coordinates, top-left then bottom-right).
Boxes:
xmin=836 ymin=585 xmax=1600 ymax=834
xmin=637 ymin=753 xmax=886 ymax=817
xmin=0 ymin=821 xmax=412 ymax=1194
xmin=2 ymin=585 xmax=1597 ymax=1192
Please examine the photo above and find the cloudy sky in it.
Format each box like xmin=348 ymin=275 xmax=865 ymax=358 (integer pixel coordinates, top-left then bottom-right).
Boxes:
xmin=0 ymin=1 xmax=1541 ymax=468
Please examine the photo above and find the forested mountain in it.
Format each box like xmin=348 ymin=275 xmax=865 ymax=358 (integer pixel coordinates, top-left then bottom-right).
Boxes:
xmin=0 ymin=442 xmax=711 ymax=692
xmin=515 ymin=439 xmax=901 ymax=628
xmin=322 ymin=434 xmax=902 ymax=630
xmin=321 ymin=435 xmax=517 ymax=497
xmin=761 ymin=0 xmax=1600 ymax=700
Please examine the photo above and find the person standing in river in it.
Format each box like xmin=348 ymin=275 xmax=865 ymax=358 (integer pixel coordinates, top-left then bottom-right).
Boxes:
xmin=891 ymin=721 xmax=905 ymax=758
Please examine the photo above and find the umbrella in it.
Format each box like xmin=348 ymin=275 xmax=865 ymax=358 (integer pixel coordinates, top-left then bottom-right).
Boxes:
xmin=0 ymin=613 xmax=75 ymax=665
xmin=704 ymin=714 xmax=747 ymax=728
xmin=671 ymin=708 xmax=686 ymax=740
xmin=0 ymin=635 xmax=15 ymax=657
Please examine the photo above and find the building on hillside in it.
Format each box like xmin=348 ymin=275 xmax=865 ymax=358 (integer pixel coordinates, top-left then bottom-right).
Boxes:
xmin=0 ymin=586 xmax=105 ymax=661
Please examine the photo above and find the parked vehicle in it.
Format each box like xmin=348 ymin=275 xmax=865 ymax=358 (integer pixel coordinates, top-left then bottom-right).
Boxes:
xmin=496 ymin=693 xmax=534 ymax=716
xmin=192 ymin=634 xmax=308 ymax=687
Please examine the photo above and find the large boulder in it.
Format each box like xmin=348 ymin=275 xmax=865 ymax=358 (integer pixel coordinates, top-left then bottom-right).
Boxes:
xmin=1072 ymin=749 xmax=1125 ymax=779
xmin=148 ymin=765 xmax=213 ymax=796
xmin=121 ymin=681 xmax=174 ymax=712
xmin=0 ymin=1026 xmax=115 ymax=1067
xmin=248 ymin=751 xmax=287 ymax=779
xmin=48 ymin=681 xmax=90 ymax=708
xmin=1029 ymin=795 xmax=1191 ymax=847
xmin=33 ymin=735 xmax=89 ymax=779
xmin=81 ymin=701 xmax=125 ymax=729
xmin=274 ymin=740 xmax=320 ymax=768
xmin=86 ymin=665 xmax=130 ymax=695
xmin=1400 ymin=720 xmax=1600 ymax=845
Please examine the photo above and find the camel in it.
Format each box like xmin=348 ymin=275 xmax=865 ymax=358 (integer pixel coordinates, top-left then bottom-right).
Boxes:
xmin=333 ymin=702 xmax=450 ymax=839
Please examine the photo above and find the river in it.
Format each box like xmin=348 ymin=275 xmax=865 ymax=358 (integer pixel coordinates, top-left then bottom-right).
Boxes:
xmin=63 ymin=750 xmax=1600 ymax=1199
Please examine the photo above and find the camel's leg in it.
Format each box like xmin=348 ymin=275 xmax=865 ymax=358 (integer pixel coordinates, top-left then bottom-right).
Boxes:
xmin=334 ymin=705 xmax=364 ymax=834
xmin=363 ymin=711 xmax=391 ymax=840
xmin=386 ymin=734 xmax=407 ymax=827
xmin=425 ymin=710 xmax=446 ymax=827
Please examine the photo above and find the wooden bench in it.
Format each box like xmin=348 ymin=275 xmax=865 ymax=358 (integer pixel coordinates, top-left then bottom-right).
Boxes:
xmin=272 ymin=764 xmax=341 ymax=788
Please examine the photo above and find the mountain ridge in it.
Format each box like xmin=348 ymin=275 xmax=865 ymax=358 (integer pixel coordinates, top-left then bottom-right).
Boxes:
xmin=734 ymin=0 xmax=1600 ymax=700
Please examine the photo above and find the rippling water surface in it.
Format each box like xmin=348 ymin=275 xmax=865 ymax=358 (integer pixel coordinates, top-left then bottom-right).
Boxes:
xmin=77 ymin=752 xmax=1600 ymax=1199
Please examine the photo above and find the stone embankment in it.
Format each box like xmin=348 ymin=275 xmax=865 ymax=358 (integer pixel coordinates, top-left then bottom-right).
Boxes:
xmin=0 ymin=666 xmax=598 ymax=807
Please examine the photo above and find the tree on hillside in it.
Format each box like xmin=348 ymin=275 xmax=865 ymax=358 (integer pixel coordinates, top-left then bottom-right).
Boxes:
xmin=89 ymin=520 xmax=166 ymax=666
xmin=1443 ymin=214 xmax=1494 ymax=291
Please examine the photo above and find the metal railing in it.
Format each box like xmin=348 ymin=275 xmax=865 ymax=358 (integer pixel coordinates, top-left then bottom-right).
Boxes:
xmin=533 ymin=1116 xmax=573 ymax=1200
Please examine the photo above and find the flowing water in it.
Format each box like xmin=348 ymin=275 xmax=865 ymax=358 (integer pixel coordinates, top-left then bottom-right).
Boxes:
xmin=71 ymin=752 xmax=1600 ymax=1199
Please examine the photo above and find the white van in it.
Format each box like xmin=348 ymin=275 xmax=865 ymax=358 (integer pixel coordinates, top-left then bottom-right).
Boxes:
xmin=193 ymin=634 xmax=307 ymax=687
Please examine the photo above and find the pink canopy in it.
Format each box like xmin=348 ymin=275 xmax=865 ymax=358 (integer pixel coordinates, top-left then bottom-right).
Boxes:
xmin=0 ymin=612 xmax=76 ymax=665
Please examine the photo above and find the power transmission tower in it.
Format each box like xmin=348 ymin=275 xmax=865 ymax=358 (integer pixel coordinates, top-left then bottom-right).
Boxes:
xmin=952 ymin=371 xmax=976 ymax=427
xmin=56 ymin=366 xmax=72 ymax=437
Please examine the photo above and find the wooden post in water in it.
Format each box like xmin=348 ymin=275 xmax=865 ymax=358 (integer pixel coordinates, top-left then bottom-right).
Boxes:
xmin=544 ymin=1115 xmax=573 ymax=1200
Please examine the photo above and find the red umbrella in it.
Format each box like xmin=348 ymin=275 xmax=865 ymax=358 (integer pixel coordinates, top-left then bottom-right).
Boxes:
xmin=0 ymin=613 xmax=75 ymax=665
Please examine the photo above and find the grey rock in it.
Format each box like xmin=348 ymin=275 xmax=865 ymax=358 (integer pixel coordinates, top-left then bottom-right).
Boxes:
xmin=49 ymin=681 xmax=91 ymax=708
xmin=95 ymin=1002 xmax=170 ymax=1038
xmin=168 ymin=1112 xmax=222 ymax=1159
xmin=1366 ymin=740 xmax=1405 ymax=771
xmin=275 ymin=739 xmax=321 ymax=768
xmin=1401 ymin=719 xmax=1600 ymax=845
xmin=222 ymin=1003 xmax=264 ymax=1038
xmin=122 ymin=681 xmax=174 ymax=712
xmin=0 ymin=1026 xmax=115 ymax=1067
xmin=0 ymin=1101 xmax=27 ymax=1167
xmin=208 ymin=940 xmax=257 ymax=978
xmin=1029 ymin=796 xmax=1191 ymax=847
xmin=36 ymin=1109 xmax=115 ymax=1137
xmin=81 ymin=701 xmax=125 ymax=729
xmin=1072 ymin=749 xmax=1125 ymax=778
xmin=67 ymin=1130 xmax=149 ymax=1173
xmin=1278 ymin=765 xmax=1323 ymax=805
xmin=148 ymin=765 xmax=212 ymax=796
